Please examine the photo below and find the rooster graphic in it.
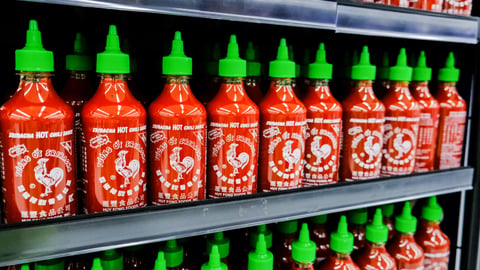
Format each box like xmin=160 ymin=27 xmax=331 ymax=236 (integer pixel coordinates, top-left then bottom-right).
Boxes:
xmin=169 ymin=147 xmax=194 ymax=182
xmin=393 ymin=134 xmax=412 ymax=159
xmin=227 ymin=143 xmax=249 ymax=177
xmin=34 ymin=158 xmax=64 ymax=196
xmin=115 ymin=150 xmax=140 ymax=186
xmin=311 ymin=136 xmax=331 ymax=165
xmin=364 ymin=136 xmax=381 ymax=163
xmin=282 ymin=140 xmax=301 ymax=172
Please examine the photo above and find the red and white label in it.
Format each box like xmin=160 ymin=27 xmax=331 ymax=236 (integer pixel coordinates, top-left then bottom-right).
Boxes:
xmin=424 ymin=251 xmax=449 ymax=270
xmin=436 ymin=111 xmax=466 ymax=169
xmin=415 ymin=112 xmax=439 ymax=172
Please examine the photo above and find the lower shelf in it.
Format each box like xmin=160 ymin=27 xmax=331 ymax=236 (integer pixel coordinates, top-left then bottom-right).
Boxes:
xmin=0 ymin=167 xmax=473 ymax=266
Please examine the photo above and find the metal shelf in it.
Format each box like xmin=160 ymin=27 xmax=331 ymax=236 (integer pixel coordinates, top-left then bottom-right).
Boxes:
xmin=0 ymin=167 xmax=473 ymax=266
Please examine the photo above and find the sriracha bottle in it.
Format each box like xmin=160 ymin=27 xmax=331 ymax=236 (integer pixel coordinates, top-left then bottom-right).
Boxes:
xmin=387 ymin=202 xmax=424 ymax=269
xmin=92 ymin=258 xmax=103 ymax=270
xmin=415 ymin=197 xmax=450 ymax=270
xmin=207 ymin=232 xmax=231 ymax=268
xmin=380 ymin=204 xmax=394 ymax=240
xmin=149 ymin=31 xmax=206 ymax=204
xmin=163 ymin=240 xmax=184 ymax=270
xmin=274 ymin=220 xmax=298 ymax=270
xmin=318 ymin=216 xmax=360 ymax=270
xmin=259 ymin=39 xmax=307 ymax=192
xmin=348 ymin=208 xmax=367 ymax=253
xmin=353 ymin=209 xmax=396 ymax=270
xmin=0 ymin=20 xmax=77 ymax=223
xmin=340 ymin=46 xmax=385 ymax=182
xmin=410 ymin=51 xmax=439 ymax=173
xmin=248 ymin=234 xmax=274 ymax=270
xmin=291 ymin=224 xmax=317 ymax=270
xmin=303 ymin=43 xmax=342 ymax=186
xmin=245 ymin=42 xmax=263 ymax=105
xmin=374 ymin=52 xmax=390 ymax=101
xmin=308 ymin=215 xmax=330 ymax=267
xmin=81 ymin=25 xmax=147 ymax=213
xmin=434 ymin=52 xmax=467 ymax=170
xmin=207 ymin=35 xmax=259 ymax=198
xmin=203 ymin=246 xmax=228 ymax=270
xmin=381 ymin=48 xmax=420 ymax=176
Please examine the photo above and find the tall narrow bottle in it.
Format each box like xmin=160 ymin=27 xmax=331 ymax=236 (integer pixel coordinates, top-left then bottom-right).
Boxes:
xmin=348 ymin=208 xmax=367 ymax=253
xmin=207 ymin=232 xmax=231 ymax=268
xmin=259 ymin=39 xmax=307 ymax=192
xmin=81 ymin=25 xmax=147 ymax=213
xmin=434 ymin=52 xmax=467 ymax=170
xmin=303 ymin=43 xmax=342 ymax=185
xmin=0 ymin=20 xmax=77 ymax=223
xmin=274 ymin=220 xmax=298 ymax=270
xmin=381 ymin=48 xmax=420 ymax=176
xmin=207 ymin=35 xmax=259 ymax=198
xmin=340 ymin=46 xmax=385 ymax=181
xmin=149 ymin=31 xmax=206 ymax=204
xmin=308 ymin=215 xmax=330 ymax=267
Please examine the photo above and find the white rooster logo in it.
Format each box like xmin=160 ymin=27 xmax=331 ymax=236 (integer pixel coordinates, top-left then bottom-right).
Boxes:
xmin=393 ymin=134 xmax=412 ymax=159
xmin=169 ymin=147 xmax=194 ymax=182
xmin=282 ymin=140 xmax=301 ymax=172
xmin=227 ymin=143 xmax=249 ymax=177
xmin=115 ymin=150 xmax=140 ymax=186
xmin=34 ymin=158 xmax=64 ymax=196
xmin=364 ymin=136 xmax=381 ymax=163
xmin=311 ymin=136 xmax=332 ymax=165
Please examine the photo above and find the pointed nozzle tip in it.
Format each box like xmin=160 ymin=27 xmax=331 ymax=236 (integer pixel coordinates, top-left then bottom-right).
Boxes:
xmin=256 ymin=234 xmax=267 ymax=253
xmin=108 ymin=25 xmax=118 ymax=35
xmin=373 ymin=208 xmax=383 ymax=224
xmin=429 ymin=196 xmax=438 ymax=205
xmin=174 ymin=31 xmax=182 ymax=40
xmin=209 ymin=245 xmax=221 ymax=267
xmin=229 ymin=35 xmax=237 ymax=44
xmin=29 ymin=20 xmax=39 ymax=30
xmin=319 ymin=43 xmax=325 ymax=50
xmin=446 ymin=52 xmax=455 ymax=67
xmin=280 ymin=38 xmax=287 ymax=46
xmin=299 ymin=223 xmax=310 ymax=241
xmin=92 ymin=258 xmax=103 ymax=270
xmin=338 ymin=215 xmax=348 ymax=233
xmin=402 ymin=201 xmax=412 ymax=215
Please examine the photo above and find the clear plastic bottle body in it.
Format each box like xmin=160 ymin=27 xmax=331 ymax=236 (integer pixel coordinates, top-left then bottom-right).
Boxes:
xmin=245 ymin=76 xmax=263 ymax=105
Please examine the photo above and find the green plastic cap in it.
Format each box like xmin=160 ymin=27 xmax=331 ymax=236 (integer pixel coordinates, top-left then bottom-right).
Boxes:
xmin=163 ymin=31 xmax=192 ymax=75
xmin=288 ymin=46 xmax=300 ymax=77
xmin=246 ymin=42 xmax=261 ymax=77
xmin=21 ymin=265 xmax=30 ymax=270
xmin=366 ymin=209 xmax=389 ymax=244
xmin=96 ymin=25 xmax=130 ymax=74
xmin=308 ymin=43 xmax=333 ymax=80
xmin=278 ymin=220 xmax=298 ymax=234
xmin=412 ymin=51 xmax=432 ymax=81
xmin=154 ymin=251 xmax=167 ymax=270
xmin=330 ymin=216 xmax=354 ymax=254
xmin=421 ymin=196 xmax=443 ymax=222
xmin=248 ymin=234 xmax=274 ymax=270
xmin=164 ymin=239 xmax=184 ymax=267
xmin=100 ymin=249 xmax=123 ymax=270
xmin=91 ymin=258 xmax=103 ymax=270
xmin=377 ymin=52 xmax=389 ymax=80
xmin=16 ymin=20 xmax=54 ymax=72
xmin=35 ymin=259 xmax=64 ymax=270
xmin=389 ymin=48 xmax=412 ymax=82
xmin=66 ymin=33 xmax=93 ymax=71
xmin=381 ymin=204 xmax=394 ymax=218
xmin=395 ymin=202 xmax=417 ymax=233
xmin=250 ymin=224 xmax=273 ymax=249
xmin=438 ymin=52 xmax=460 ymax=82
xmin=348 ymin=208 xmax=368 ymax=225
xmin=219 ymin=35 xmax=246 ymax=77
xmin=269 ymin=39 xmax=295 ymax=78
xmin=292 ymin=223 xmax=317 ymax=263
xmin=351 ymin=46 xmax=376 ymax=80
xmin=207 ymin=232 xmax=230 ymax=259
xmin=202 ymin=246 xmax=228 ymax=270
xmin=309 ymin=214 xmax=327 ymax=224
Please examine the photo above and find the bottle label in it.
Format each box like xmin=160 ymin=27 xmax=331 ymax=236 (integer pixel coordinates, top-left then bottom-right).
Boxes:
xmin=1 ymin=128 xmax=76 ymax=222
xmin=424 ymin=251 xmax=449 ymax=270
xmin=398 ymin=267 xmax=424 ymax=270
xmin=381 ymin=116 xmax=419 ymax=176
xmin=341 ymin=117 xmax=384 ymax=181
xmin=83 ymin=125 xmax=147 ymax=212
xmin=437 ymin=110 xmax=466 ymax=169
xmin=304 ymin=117 xmax=341 ymax=185
xmin=150 ymin=122 xmax=206 ymax=204
xmin=207 ymin=120 xmax=259 ymax=198
xmin=260 ymin=118 xmax=306 ymax=191
xmin=443 ymin=0 xmax=472 ymax=15
xmin=415 ymin=110 xmax=439 ymax=172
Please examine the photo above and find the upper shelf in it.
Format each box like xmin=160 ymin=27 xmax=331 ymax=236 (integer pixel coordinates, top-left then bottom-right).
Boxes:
xmin=0 ymin=167 xmax=473 ymax=266
xmin=22 ymin=0 xmax=479 ymax=44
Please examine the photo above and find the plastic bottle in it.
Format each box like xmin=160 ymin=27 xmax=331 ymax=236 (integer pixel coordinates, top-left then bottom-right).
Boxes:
xmin=250 ymin=224 xmax=273 ymax=251
xmin=35 ymin=259 xmax=65 ymax=270
xmin=202 ymin=245 xmax=228 ymax=270
xmin=288 ymin=45 xmax=302 ymax=99
xmin=154 ymin=251 xmax=167 ymax=270
xmin=124 ymin=246 xmax=147 ymax=270
xmin=274 ymin=220 xmax=298 ymax=270
xmin=434 ymin=52 xmax=467 ymax=170
xmin=100 ymin=249 xmax=123 ymax=270
xmin=0 ymin=20 xmax=77 ymax=223
xmin=207 ymin=232 xmax=231 ymax=267
xmin=387 ymin=202 xmax=424 ymax=269
xmin=206 ymin=35 xmax=259 ymax=198
xmin=381 ymin=48 xmax=420 ymax=176
xmin=318 ymin=216 xmax=360 ymax=270
xmin=201 ymin=43 xmax=223 ymax=106
xmin=348 ymin=208 xmax=368 ymax=253
xmin=291 ymin=223 xmax=317 ymax=270
xmin=380 ymin=204 xmax=394 ymax=240
xmin=410 ymin=51 xmax=439 ymax=173
xmin=92 ymin=258 xmax=103 ymax=270
xmin=303 ymin=43 xmax=342 ymax=185
xmin=415 ymin=197 xmax=450 ymax=270
xmin=148 ymin=31 xmax=206 ymax=204
xmin=340 ymin=46 xmax=385 ymax=182
xmin=163 ymin=240 xmax=184 ymax=270
xmin=81 ymin=25 xmax=147 ymax=213
xmin=248 ymin=234 xmax=274 ymax=270
xmin=353 ymin=209 xmax=396 ymax=270
xmin=375 ymin=52 xmax=390 ymax=100
xmin=308 ymin=215 xmax=330 ymax=267
xmin=245 ymin=42 xmax=263 ymax=105
xmin=259 ymin=39 xmax=307 ymax=192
